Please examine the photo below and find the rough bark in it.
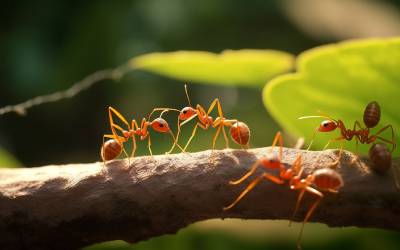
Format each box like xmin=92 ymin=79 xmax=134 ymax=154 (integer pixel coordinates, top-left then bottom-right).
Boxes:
xmin=0 ymin=147 xmax=399 ymax=250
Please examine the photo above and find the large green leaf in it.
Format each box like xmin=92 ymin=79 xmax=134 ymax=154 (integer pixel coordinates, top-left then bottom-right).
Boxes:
xmin=263 ymin=38 xmax=400 ymax=155
xmin=130 ymin=50 xmax=294 ymax=87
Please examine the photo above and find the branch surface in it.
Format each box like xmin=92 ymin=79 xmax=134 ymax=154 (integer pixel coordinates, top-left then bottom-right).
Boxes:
xmin=0 ymin=147 xmax=399 ymax=250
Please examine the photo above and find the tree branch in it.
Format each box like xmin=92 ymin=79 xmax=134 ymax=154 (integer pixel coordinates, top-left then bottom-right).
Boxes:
xmin=0 ymin=147 xmax=399 ymax=250
xmin=0 ymin=65 xmax=129 ymax=116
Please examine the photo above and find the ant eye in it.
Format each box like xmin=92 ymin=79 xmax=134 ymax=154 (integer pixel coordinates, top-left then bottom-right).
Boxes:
xmin=159 ymin=124 xmax=164 ymax=127
xmin=323 ymin=123 xmax=328 ymax=127
xmin=183 ymin=111 xmax=187 ymax=114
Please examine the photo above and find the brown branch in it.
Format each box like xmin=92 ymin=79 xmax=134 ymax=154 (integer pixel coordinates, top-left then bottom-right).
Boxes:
xmin=0 ymin=147 xmax=399 ymax=250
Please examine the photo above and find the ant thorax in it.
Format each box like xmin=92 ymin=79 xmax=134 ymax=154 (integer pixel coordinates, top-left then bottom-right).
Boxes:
xmin=123 ymin=130 xmax=135 ymax=138
xmin=261 ymin=152 xmax=281 ymax=169
xmin=356 ymin=128 xmax=370 ymax=141
xmin=201 ymin=115 xmax=214 ymax=125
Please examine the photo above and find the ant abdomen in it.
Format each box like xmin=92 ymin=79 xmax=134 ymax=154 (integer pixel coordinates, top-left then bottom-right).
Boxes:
xmin=313 ymin=168 xmax=344 ymax=190
xmin=101 ymin=139 xmax=123 ymax=161
xmin=363 ymin=101 xmax=381 ymax=128
xmin=230 ymin=122 xmax=250 ymax=145
xmin=369 ymin=143 xmax=392 ymax=174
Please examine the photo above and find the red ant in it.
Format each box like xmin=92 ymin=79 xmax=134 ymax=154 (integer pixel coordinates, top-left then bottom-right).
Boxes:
xmin=223 ymin=131 xmax=300 ymax=210
xmin=299 ymin=101 xmax=396 ymax=166
xmin=163 ymin=84 xmax=250 ymax=154
xmin=289 ymin=165 xmax=343 ymax=250
xmin=102 ymin=106 xmax=184 ymax=162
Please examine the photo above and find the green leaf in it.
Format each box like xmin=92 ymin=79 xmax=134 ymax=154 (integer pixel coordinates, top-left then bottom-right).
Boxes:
xmin=0 ymin=147 xmax=21 ymax=168
xmin=130 ymin=50 xmax=294 ymax=87
xmin=263 ymin=38 xmax=400 ymax=155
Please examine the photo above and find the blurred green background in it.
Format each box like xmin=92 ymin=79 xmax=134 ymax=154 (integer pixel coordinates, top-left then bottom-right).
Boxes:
xmin=1 ymin=0 xmax=400 ymax=249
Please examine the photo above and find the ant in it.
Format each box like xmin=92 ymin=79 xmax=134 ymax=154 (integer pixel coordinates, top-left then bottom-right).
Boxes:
xmin=163 ymin=84 xmax=250 ymax=154
xmin=223 ymin=131 xmax=301 ymax=210
xmin=299 ymin=101 xmax=396 ymax=166
xmin=102 ymin=106 xmax=184 ymax=163
xmin=289 ymin=164 xmax=343 ymax=250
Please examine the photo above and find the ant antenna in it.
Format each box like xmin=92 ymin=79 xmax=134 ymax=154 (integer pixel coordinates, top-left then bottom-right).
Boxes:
xmin=184 ymin=83 xmax=192 ymax=107
xmin=298 ymin=115 xmax=337 ymax=123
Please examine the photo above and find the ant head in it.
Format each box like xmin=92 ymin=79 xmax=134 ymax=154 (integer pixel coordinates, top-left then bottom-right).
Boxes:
xmin=318 ymin=120 xmax=337 ymax=132
xmin=261 ymin=153 xmax=281 ymax=169
xmin=151 ymin=118 xmax=170 ymax=133
xmin=179 ymin=107 xmax=197 ymax=120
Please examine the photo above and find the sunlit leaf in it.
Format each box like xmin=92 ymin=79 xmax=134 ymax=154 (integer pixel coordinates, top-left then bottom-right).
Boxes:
xmin=263 ymin=38 xmax=400 ymax=155
xmin=130 ymin=50 xmax=294 ymax=87
xmin=0 ymin=147 xmax=21 ymax=168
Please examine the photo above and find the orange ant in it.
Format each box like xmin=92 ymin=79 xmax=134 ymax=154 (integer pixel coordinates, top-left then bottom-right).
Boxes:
xmin=299 ymin=101 xmax=396 ymax=166
xmin=289 ymin=165 xmax=343 ymax=250
xmin=223 ymin=131 xmax=300 ymax=210
xmin=102 ymin=106 xmax=184 ymax=163
xmin=164 ymin=84 xmax=250 ymax=154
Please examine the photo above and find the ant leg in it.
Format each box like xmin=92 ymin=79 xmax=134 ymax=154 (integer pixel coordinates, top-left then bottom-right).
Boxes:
xmin=128 ymin=135 xmax=137 ymax=167
xmin=289 ymin=189 xmax=306 ymax=227
xmin=329 ymin=139 xmax=345 ymax=168
xmin=350 ymin=136 xmax=360 ymax=165
xmin=223 ymin=172 xmax=283 ymax=211
xmin=270 ymin=131 xmax=283 ymax=161
xmin=213 ymin=118 xmax=238 ymax=148
xmin=208 ymin=98 xmax=232 ymax=149
xmin=221 ymin=125 xmax=230 ymax=149
xmin=294 ymin=137 xmax=305 ymax=150
xmin=211 ymin=125 xmax=222 ymax=150
xmin=109 ymin=107 xmax=130 ymax=142
xmin=291 ymin=155 xmax=303 ymax=176
xmin=296 ymin=187 xmax=323 ymax=250
xmin=110 ymin=123 xmax=127 ymax=145
xmin=166 ymin=117 xmax=181 ymax=154
xmin=320 ymin=136 xmax=345 ymax=168
xmin=209 ymin=125 xmax=222 ymax=163
xmin=168 ymin=130 xmax=185 ymax=153
xmin=147 ymin=135 xmax=153 ymax=157
xmin=206 ymin=98 xmax=221 ymax=116
xmin=183 ymin=123 xmax=203 ymax=151
xmin=350 ymin=121 xmax=363 ymax=164
xmin=288 ymin=156 xmax=305 ymax=227
xmin=369 ymin=125 xmax=396 ymax=151
xmin=229 ymin=159 xmax=262 ymax=185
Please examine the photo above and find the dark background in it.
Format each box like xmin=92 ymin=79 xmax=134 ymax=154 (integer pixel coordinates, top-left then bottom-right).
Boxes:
xmin=1 ymin=0 xmax=400 ymax=249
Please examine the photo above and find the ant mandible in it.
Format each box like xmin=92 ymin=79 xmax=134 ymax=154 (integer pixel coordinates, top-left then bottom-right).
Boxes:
xmin=164 ymin=84 xmax=250 ymax=154
xmin=223 ymin=131 xmax=301 ymax=210
xmin=102 ymin=106 xmax=184 ymax=162
xmin=289 ymin=163 xmax=343 ymax=250
xmin=299 ymin=101 xmax=396 ymax=166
